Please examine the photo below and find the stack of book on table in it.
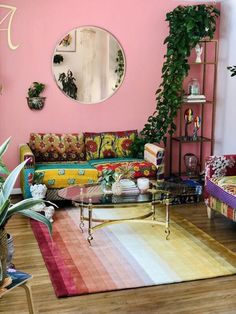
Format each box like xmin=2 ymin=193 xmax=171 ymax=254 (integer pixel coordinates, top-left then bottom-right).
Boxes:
xmin=183 ymin=95 xmax=206 ymax=103
xmin=120 ymin=179 xmax=140 ymax=195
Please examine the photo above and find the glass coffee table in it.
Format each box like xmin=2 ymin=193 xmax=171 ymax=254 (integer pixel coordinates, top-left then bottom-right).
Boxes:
xmin=58 ymin=181 xmax=201 ymax=244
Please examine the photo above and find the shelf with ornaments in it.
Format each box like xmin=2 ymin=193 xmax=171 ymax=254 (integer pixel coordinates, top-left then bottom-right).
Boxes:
xmin=169 ymin=40 xmax=218 ymax=179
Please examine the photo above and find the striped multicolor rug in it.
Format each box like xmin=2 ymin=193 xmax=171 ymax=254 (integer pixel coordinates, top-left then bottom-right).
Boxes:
xmin=31 ymin=206 xmax=236 ymax=297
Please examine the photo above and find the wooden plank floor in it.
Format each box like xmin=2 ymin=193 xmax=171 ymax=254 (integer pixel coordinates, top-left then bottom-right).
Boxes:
xmin=1 ymin=201 xmax=236 ymax=314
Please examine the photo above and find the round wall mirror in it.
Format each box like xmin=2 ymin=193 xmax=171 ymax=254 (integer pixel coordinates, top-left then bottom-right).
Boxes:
xmin=52 ymin=26 xmax=126 ymax=104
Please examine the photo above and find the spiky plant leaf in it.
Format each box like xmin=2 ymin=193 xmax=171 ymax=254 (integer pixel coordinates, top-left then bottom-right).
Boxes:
xmin=0 ymin=159 xmax=28 ymax=205
xmin=19 ymin=209 xmax=52 ymax=235
xmin=0 ymin=137 xmax=11 ymax=159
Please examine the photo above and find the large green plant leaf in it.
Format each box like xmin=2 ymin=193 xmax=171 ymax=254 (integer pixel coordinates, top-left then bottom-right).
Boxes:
xmin=0 ymin=137 xmax=11 ymax=159
xmin=19 ymin=209 xmax=52 ymax=235
xmin=0 ymin=159 xmax=28 ymax=205
xmin=0 ymin=199 xmax=10 ymax=227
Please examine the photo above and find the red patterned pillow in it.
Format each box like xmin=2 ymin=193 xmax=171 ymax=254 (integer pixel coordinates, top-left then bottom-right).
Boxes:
xmin=29 ymin=133 xmax=85 ymax=162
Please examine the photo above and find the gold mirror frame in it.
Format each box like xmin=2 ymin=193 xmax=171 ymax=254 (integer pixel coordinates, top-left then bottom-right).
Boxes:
xmin=52 ymin=26 xmax=126 ymax=104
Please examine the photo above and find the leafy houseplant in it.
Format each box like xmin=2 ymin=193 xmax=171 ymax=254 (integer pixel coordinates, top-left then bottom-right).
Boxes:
xmin=27 ymin=82 xmax=46 ymax=110
xmin=53 ymin=54 xmax=64 ymax=64
xmin=0 ymin=138 xmax=52 ymax=286
xmin=132 ymin=4 xmax=220 ymax=154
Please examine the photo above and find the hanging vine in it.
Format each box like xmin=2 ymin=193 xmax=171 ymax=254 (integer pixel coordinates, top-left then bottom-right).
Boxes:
xmin=132 ymin=4 xmax=220 ymax=156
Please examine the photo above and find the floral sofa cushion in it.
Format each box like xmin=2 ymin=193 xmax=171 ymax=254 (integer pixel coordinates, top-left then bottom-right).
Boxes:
xmin=84 ymin=130 xmax=137 ymax=160
xmin=89 ymin=158 xmax=157 ymax=179
xmin=32 ymin=162 xmax=98 ymax=189
xmin=29 ymin=133 xmax=85 ymax=162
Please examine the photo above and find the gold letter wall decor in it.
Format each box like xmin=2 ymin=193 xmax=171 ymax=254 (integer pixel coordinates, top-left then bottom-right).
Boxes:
xmin=0 ymin=4 xmax=19 ymax=50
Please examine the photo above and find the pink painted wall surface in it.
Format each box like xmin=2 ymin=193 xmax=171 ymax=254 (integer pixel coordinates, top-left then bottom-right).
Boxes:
xmin=0 ymin=1 xmax=219 ymax=187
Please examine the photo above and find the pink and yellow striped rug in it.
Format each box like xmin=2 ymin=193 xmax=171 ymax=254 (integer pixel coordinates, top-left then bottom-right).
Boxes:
xmin=31 ymin=206 xmax=236 ymax=297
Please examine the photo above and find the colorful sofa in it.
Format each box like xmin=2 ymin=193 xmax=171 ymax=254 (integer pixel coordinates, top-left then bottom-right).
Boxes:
xmin=205 ymin=155 xmax=236 ymax=222
xmin=20 ymin=131 xmax=165 ymax=200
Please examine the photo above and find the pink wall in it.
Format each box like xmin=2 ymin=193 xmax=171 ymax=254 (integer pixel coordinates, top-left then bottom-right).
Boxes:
xmin=0 ymin=1 xmax=218 ymax=187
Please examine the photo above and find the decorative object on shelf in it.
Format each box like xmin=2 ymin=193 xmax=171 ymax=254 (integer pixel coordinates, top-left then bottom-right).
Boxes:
xmin=193 ymin=116 xmax=201 ymax=141
xmin=58 ymin=70 xmax=77 ymax=100
xmin=137 ymin=177 xmax=150 ymax=193
xmin=184 ymin=153 xmax=199 ymax=178
xmin=195 ymin=44 xmax=203 ymax=63
xmin=0 ymin=138 xmax=52 ymax=286
xmin=227 ymin=65 xmax=236 ymax=77
xmin=183 ymin=94 xmax=206 ymax=103
xmin=136 ymin=4 xmax=219 ymax=149
xmin=184 ymin=108 xmax=194 ymax=139
xmin=52 ymin=26 xmax=126 ymax=104
xmin=27 ymin=82 xmax=46 ymax=110
xmin=188 ymin=78 xmax=200 ymax=95
xmin=53 ymin=54 xmax=64 ymax=64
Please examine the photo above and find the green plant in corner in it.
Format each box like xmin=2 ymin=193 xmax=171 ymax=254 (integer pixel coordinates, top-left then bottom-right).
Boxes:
xmin=132 ymin=4 xmax=220 ymax=154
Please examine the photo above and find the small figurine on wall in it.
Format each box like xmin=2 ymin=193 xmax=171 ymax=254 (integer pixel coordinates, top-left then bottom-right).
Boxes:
xmin=195 ymin=44 xmax=203 ymax=63
xmin=193 ymin=116 xmax=201 ymax=141
xmin=184 ymin=108 xmax=194 ymax=140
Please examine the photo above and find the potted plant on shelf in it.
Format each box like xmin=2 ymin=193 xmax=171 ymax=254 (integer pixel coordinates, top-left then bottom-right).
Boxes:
xmin=27 ymin=82 xmax=46 ymax=110
xmin=0 ymin=138 xmax=52 ymax=287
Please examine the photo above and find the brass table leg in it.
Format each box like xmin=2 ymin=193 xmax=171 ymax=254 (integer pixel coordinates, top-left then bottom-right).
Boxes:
xmin=79 ymin=204 xmax=84 ymax=233
xmin=87 ymin=198 xmax=93 ymax=245
xmin=21 ymin=282 xmax=35 ymax=314
xmin=165 ymin=192 xmax=170 ymax=240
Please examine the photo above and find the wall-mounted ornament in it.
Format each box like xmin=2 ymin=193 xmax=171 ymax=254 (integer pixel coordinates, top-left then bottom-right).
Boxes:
xmin=52 ymin=26 xmax=126 ymax=104
xmin=27 ymin=82 xmax=46 ymax=110
xmin=0 ymin=4 xmax=19 ymax=50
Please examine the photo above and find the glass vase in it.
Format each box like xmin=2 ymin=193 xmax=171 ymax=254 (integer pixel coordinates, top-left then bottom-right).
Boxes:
xmin=188 ymin=78 xmax=200 ymax=95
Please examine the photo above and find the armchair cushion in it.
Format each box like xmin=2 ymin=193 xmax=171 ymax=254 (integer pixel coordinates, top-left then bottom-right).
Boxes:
xmin=206 ymin=177 xmax=236 ymax=210
xmin=29 ymin=133 xmax=85 ymax=162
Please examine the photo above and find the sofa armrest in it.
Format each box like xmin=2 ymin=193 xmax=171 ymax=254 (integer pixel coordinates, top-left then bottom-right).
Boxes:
xmin=205 ymin=155 xmax=236 ymax=182
xmin=19 ymin=144 xmax=35 ymax=198
xmin=144 ymin=143 xmax=165 ymax=180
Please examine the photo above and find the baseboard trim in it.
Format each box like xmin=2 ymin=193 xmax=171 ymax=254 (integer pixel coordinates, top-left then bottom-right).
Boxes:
xmin=11 ymin=188 xmax=22 ymax=195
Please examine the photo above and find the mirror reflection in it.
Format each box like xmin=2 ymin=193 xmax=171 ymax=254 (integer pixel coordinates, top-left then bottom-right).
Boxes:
xmin=52 ymin=26 xmax=126 ymax=104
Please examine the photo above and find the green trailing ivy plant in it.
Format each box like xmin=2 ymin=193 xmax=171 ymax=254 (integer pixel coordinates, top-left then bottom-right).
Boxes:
xmin=132 ymin=4 xmax=220 ymax=155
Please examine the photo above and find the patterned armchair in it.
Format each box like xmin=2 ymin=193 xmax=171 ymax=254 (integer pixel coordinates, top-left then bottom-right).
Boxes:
xmin=204 ymin=155 xmax=236 ymax=222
